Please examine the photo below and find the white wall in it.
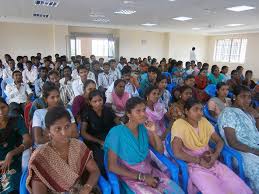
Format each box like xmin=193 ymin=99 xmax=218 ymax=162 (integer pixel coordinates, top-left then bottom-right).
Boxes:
xmin=0 ymin=22 xmax=55 ymax=59
xmin=168 ymin=33 xmax=209 ymax=62
xmin=208 ymin=33 xmax=259 ymax=79
xmin=119 ymin=30 xmax=169 ymax=59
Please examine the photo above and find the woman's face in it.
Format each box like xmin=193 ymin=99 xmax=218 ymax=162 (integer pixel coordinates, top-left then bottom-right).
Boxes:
xmin=49 ymin=117 xmax=71 ymax=144
xmin=181 ymin=88 xmax=193 ymax=102
xmin=127 ymin=103 xmax=147 ymax=124
xmin=46 ymin=90 xmax=60 ymax=108
xmin=217 ymin=85 xmax=229 ymax=98
xmin=147 ymin=89 xmax=160 ymax=104
xmin=235 ymin=91 xmax=251 ymax=109
xmin=0 ymin=102 xmax=9 ymax=119
xmin=158 ymin=79 xmax=167 ymax=90
xmin=185 ymin=103 xmax=203 ymax=122
xmin=84 ymin=83 xmax=96 ymax=98
xmin=200 ymin=70 xmax=207 ymax=77
xmin=90 ymin=95 xmax=103 ymax=111
xmin=115 ymin=81 xmax=126 ymax=97
xmin=213 ymin=67 xmax=220 ymax=76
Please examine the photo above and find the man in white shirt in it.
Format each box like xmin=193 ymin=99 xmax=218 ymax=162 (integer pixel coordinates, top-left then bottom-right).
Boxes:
xmin=72 ymin=65 xmax=96 ymax=96
xmin=190 ymin=47 xmax=197 ymax=62
xmin=48 ymin=70 xmax=75 ymax=107
xmin=109 ymin=59 xmax=121 ymax=79
xmin=59 ymin=66 xmax=75 ymax=88
xmin=3 ymin=59 xmax=15 ymax=80
xmin=98 ymin=62 xmax=117 ymax=92
xmin=22 ymin=61 xmax=38 ymax=86
xmin=5 ymin=70 xmax=33 ymax=116
xmin=105 ymin=66 xmax=139 ymax=99
xmin=34 ymin=67 xmax=48 ymax=97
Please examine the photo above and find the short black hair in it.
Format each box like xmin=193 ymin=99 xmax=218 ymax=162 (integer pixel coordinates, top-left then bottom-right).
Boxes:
xmin=63 ymin=66 xmax=72 ymax=72
xmin=12 ymin=70 xmax=22 ymax=77
xmin=45 ymin=106 xmax=71 ymax=129
xmin=121 ymin=66 xmax=132 ymax=75
xmin=184 ymin=75 xmax=195 ymax=80
xmin=48 ymin=70 xmax=60 ymax=78
xmin=231 ymin=70 xmax=238 ymax=75
xmin=221 ymin=66 xmax=228 ymax=71
xmin=109 ymin=59 xmax=116 ymax=64
xmin=77 ymin=64 xmax=88 ymax=73
xmin=39 ymin=66 xmax=47 ymax=72
xmin=16 ymin=56 xmax=23 ymax=61
xmin=192 ymin=47 xmax=195 ymax=50
xmin=156 ymin=74 xmax=167 ymax=83
xmin=245 ymin=70 xmax=253 ymax=75
xmin=103 ymin=62 xmax=110 ymax=67
xmin=236 ymin=66 xmax=243 ymax=71
xmin=148 ymin=66 xmax=159 ymax=74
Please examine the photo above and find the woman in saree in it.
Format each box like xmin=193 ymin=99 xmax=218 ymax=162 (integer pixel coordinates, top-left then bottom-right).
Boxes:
xmin=195 ymin=68 xmax=208 ymax=90
xmin=104 ymin=97 xmax=184 ymax=194
xmin=171 ymin=98 xmax=252 ymax=194
xmin=145 ymin=86 xmax=167 ymax=139
xmin=218 ymin=85 xmax=259 ymax=193
xmin=27 ymin=106 xmax=100 ymax=194
xmin=0 ymin=97 xmax=32 ymax=194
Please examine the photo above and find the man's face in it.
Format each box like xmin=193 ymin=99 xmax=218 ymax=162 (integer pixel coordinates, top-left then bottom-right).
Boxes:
xmin=13 ymin=72 xmax=22 ymax=83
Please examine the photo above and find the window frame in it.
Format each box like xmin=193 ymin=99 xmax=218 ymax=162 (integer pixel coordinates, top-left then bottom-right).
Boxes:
xmin=213 ymin=38 xmax=247 ymax=63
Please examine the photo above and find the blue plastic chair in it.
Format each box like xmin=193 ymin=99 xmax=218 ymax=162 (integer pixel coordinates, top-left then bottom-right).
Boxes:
xmin=203 ymin=104 xmax=217 ymax=126
xmin=162 ymin=72 xmax=172 ymax=83
xmin=20 ymin=166 xmax=111 ymax=194
xmin=227 ymin=91 xmax=234 ymax=99
xmin=104 ymin=146 xmax=180 ymax=194
xmin=165 ymin=133 xmax=247 ymax=194
xmin=166 ymin=82 xmax=177 ymax=94
xmin=205 ymin=84 xmax=216 ymax=97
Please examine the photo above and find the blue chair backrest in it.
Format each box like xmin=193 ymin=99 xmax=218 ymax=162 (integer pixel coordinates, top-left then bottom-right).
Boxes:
xmin=162 ymin=72 xmax=172 ymax=82
xmin=203 ymin=104 xmax=217 ymax=126
xmin=205 ymin=84 xmax=216 ymax=97
xmin=165 ymin=133 xmax=188 ymax=193
xmin=104 ymin=151 xmax=120 ymax=194
xmin=166 ymin=83 xmax=177 ymax=93
xmin=20 ymin=166 xmax=29 ymax=194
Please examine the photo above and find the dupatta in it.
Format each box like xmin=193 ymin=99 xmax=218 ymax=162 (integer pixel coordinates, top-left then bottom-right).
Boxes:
xmin=26 ymin=139 xmax=92 ymax=193
xmin=104 ymin=124 xmax=149 ymax=165
xmin=112 ymin=91 xmax=130 ymax=111
xmin=171 ymin=118 xmax=214 ymax=151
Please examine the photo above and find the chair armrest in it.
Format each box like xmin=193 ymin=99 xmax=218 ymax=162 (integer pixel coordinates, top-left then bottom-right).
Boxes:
xmin=149 ymin=146 xmax=179 ymax=184
xmin=98 ymin=176 xmax=112 ymax=194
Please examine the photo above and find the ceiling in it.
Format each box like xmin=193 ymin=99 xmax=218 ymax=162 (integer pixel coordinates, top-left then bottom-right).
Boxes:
xmin=0 ymin=0 xmax=259 ymax=35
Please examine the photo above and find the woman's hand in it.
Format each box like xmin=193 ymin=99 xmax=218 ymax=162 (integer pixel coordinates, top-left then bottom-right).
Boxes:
xmin=199 ymin=158 xmax=212 ymax=169
xmin=144 ymin=121 xmax=156 ymax=132
xmin=79 ymin=185 xmax=92 ymax=194
xmin=208 ymin=153 xmax=218 ymax=167
xmin=144 ymin=174 xmax=158 ymax=188
xmin=1 ymin=151 xmax=14 ymax=173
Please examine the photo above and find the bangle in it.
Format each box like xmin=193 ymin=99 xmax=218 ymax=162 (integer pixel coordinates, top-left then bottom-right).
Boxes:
xmin=137 ymin=173 xmax=145 ymax=182
xmin=84 ymin=184 xmax=92 ymax=191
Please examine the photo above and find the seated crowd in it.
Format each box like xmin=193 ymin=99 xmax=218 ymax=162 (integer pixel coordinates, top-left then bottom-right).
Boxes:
xmin=0 ymin=53 xmax=258 ymax=194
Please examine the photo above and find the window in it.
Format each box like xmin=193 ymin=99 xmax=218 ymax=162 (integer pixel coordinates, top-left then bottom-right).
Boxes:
xmin=214 ymin=38 xmax=247 ymax=63
xmin=70 ymin=38 xmax=81 ymax=56
xmin=92 ymin=39 xmax=109 ymax=57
